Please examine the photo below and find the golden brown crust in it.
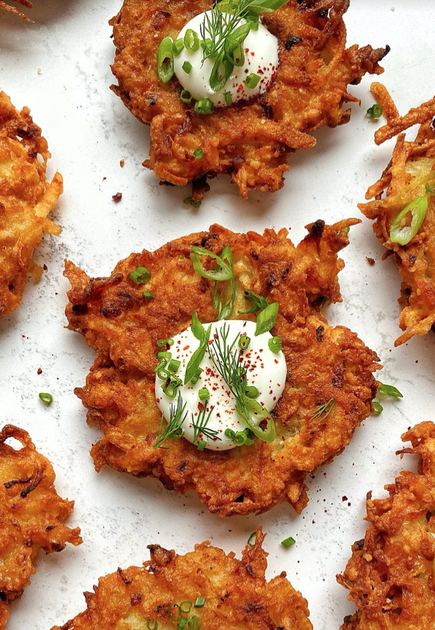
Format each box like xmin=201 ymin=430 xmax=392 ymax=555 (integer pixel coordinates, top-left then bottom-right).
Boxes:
xmin=338 ymin=421 xmax=435 ymax=630
xmin=110 ymin=0 xmax=387 ymax=199
xmin=65 ymin=222 xmax=381 ymax=516
xmin=51 ymin=530 xmax=312 ymax=630
xmin=0 ymin=424 xmax=82 ymax=630
xmin=0 ymin=91 xmax=62 ymax=316
xmin=359 ymin=84 xmax=435 ymax=346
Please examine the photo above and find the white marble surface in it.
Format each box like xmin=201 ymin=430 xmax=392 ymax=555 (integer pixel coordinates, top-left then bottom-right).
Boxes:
xmin=1 ymin=1 xmax=435 ymax=629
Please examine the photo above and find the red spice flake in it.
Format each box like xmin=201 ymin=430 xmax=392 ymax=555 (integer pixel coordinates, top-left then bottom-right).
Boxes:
xmin=183 ymin=345 xmax=190 ymax=351
xmin=112 ymin=192 xmax=122 ymax=202
xmin=150 ymin=384 xmax=155 ymax=392
xmin=342 ymin=496 xmax=348 ymax=502
xmin=37 ymin=367 xmax=42 ymax=375
xmin=208 ymin=339 xmax=214 ymax=345
xmin=274 ymin=359 xmax=278 ymax=364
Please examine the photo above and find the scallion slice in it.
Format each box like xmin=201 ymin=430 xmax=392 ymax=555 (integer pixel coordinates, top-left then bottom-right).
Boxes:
xmin=224 ymin=91 xmax=232 ymax=105
xmin=245 ymin=72 xmax=261 ymax=89
xmin=182 ymin=60 xmax=192 ymax=74
xmin=390 ymin=196 xmax=428 ymax=245
xmin=198 ymin=388 xmax=210 ymax=402
xmin=366 ymin=103 xmax=383 ymax=119
xmin=193 ymin=148 xmax=203 ymax=159
xmin=157 ymin=351 xmax=172 ymax=360
xmin=244 ymin=385 xmax=259 ymax=399
xmin=197 ymin=440 xmax=206 ymax=451
xmin=172 ymin=38 xmax=184 ymax=56
xmin=194 ymin=98 xmax=214 ymax=115
xmin=179 ymin=601 xmax=192 ymax=614
xmin=194 ymin=597 xmax=206 ymax=608
xmin=238 ymin=334 xmax=250 ymax=350
xmin=143 ymin=291 xmax=154 ymax=299
xmin=180 ymin=89 xmax=193 ymax=104
xmin=146 ymin=619 xmax=158 ymax=630
xmin=39 ymin=392 xmax=53 ymax=405
xmin=372 ymin=401 xmax=383 ymax=415
xmin=281 ymin=536 xmax=296 ymax=548
xmin=130 ymin=266 xmax=151 ymax=284
xmin=184 ymin=28 xmax=199 ymax=51
xmin=255 ymin=302 xmax=279 ymax=336
xmin=268 ymin=336 xmax=282 ymax=353
xmin=247 ymin=531 xmax=256 ymax=546
xmin=157 ymin=338 xmax=174 ymax=347
xmin=167 ymin=359 xmax=181 ymax=373
xmin=377 ymin=384 xmax=403 ymax=398
xmin=157 ymin=36 xmax=174 ymax=83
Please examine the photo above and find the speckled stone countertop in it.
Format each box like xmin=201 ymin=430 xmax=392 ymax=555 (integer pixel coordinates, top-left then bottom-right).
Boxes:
xmin=1 ymin=1 xmax=435 ymax=629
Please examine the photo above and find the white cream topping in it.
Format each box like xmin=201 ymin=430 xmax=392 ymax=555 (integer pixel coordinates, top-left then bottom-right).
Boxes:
xmin=155 ymin=320 xmax=286 ymax=451
xmin=173 ymin=11 xmax=279 ymax=107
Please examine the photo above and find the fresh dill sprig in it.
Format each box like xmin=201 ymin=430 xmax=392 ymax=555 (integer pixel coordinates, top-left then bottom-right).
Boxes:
xmin=310 ymin=398 xmax=336 ymax=421
xmin=192 ymin=405 xmax=220 ymax=442
xmin=208 ymin=324 xmax=275 ymax=442
xmin=153 ymin=393 xmax=188 ymax=448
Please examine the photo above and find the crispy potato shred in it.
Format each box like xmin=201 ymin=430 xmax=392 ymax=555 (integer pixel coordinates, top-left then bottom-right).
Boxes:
xmin=0 ymin=1 xmax=32 ymax=23
xmin=110 ymin=0 xmax=388 ymax=200
xmin=0 ymin=91 xmax=62 ymax=317
xmin=359 ymin=83 xmax=435 ymax=346
xmin=52 ymin=530 xmax=312 ymax=630
xmin=0 ymin=424 xmax=82 ymax=630
xmin=338 ymin=421 xmax=435 ymax=630
xmin=65 ymin=223 xmax=381 ymax=517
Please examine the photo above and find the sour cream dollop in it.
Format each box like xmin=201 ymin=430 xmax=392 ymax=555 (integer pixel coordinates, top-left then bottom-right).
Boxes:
xmin=174 ymin=11 xmax=279 ymax=107
xmin=155 ymin=320 xmax=286 ymax=451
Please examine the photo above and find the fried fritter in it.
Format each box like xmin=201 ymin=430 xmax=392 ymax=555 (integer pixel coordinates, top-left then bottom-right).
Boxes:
xmin=65 ymin=222 xmax=381 ymax=516
xmin=110 ymin=0 xmax=388 ymax=200
xmin=0 ymin=424 xmax=82 ymax=630
xmin=337 ymin=421 xmax=435 ymax=630
xmin=359 ymin=83 xmax=435 ymax=346
xmin=0 ymin=1 xmax=32 ymax=22
xmin=52 ymin=530 xmax=312 ymax=630
xmin=0 ymin=91 xmax=62 ymax=316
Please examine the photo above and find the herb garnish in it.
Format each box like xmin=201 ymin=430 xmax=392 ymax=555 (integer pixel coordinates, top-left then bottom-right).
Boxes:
xmin=209 ymin=323 xmax=276 ymax=442
xmin=153 ymin=393 xmax=188 ymax=448
xmin=39 ymin=392 xmax=53 ymax=405
xmin=240 ymin=288 xmax=268 ymax=314
xmin=192 ymin=405 xmax=220 ymax=445
xmin=310 ymin=398 xmax=336 ymax=421
xmin=281 ymin=536 xmax=295 ymax=548
xmin=190 ymin=245 xmax=235 ymax=319
xmin=184 ymin=312 xmax=211 ymax=385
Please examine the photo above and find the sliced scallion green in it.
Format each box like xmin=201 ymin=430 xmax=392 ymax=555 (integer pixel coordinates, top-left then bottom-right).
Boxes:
xmin=372 ymin=401 xmax=383 ymax=415
xmin=194 ymin=597 xmax=206 ymax=608
xmin=194 ymin=98 xmax=214 ymax=115
xmin=184 ymin=28 xmax=200 ymax=51
xmin=255 ymin=302 xmax=279 ymax=336
xmin=39 ymin=392 xmax=53 ymax=405
xmin=143 ymin=291 xmax=154 ymax=299
xmin=193 ymin=148 xmax=203 ymax=159
xmin=268 ymin=336 xmax=282 ymax=353
xmin=377 ymin=384 xmax=403 ymax=398
xmin=238 ymin=334 xmax=250 ymax=350
xmin=157 ymin=37 xmax=174 ymax=83
xmin=366 ymin=103 xmax=383 ymax=119
xmin=172 ymin=38 xmax=184 ymax=56
xmin=281 ymin=536 xmax=296 ymax=548
xmin=390 ymin=196 xmax=428 ymax=245
xmin=198 ymin=388 xmax=210 ymax=402
xmin=130 ymin=266 xmax=151 ymax=284
xmin=245 ymin=72 xmax=261 ymax=89
xmin=244 ymin=385 xmax=259 ymax=399
xmin=167 ymin=359 xmax=181 ymax=373
xmin=247 ymin=531 xmax=256 ymax=546
xmin=180 ymin=89 xmax=193 ymax=104
xmin=182 ymin=60 xmax=192 ymax=74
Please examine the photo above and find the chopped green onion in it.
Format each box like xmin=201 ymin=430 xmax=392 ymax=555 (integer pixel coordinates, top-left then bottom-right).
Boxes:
xmin=194 ymin=98 xmax=214 ymax=115
xmin=281 ymin=536 xmax=296 ymax=548
xmin=143 ymin=291 xmax=154 ymax=299
xmin=372 ymin=401 xmax=383 ymax=415
xmin=390 ymin=195 xmax=428 ymax=245
xmin=179 ymin=601 xmax=192 ymax=614
xmin=188 ymin=615 xmax=201 ymax=630
xmin=147 ymin=620 xmax=158 ymax=630
xmin=157 ymin=36 xmax=174 ymax=83
xmin=182 ymin=60 xmax=192 ymax=74
xmin=193 ymin=148 xmax=203 ymax=159
xmin=161 ymin=381 xmax=178 ymax=398
xmin=190 ymin=368 xmax=202 ymax=385
xmin=183 ymin=196 xmax=202 ymax=208
xmin=167 ymin=359 xmax=181 ymax=373
xmin=190 ymin=246 xmax=233 ymax=282
xmin=268 ymin=336 xmax=282 ymax=353
xmin=168 ymin=604 xmax=181 ymax=621
xmin=39 ymin=392 xmax=53 ymax=405
xmin=194 ymin=597 xmax=206 ymax=608
xmin=157 ymin=351 xmax=171 ymax=360
xmin=245 ymin=72 xmax=261 ymax=89
xmin=197 ymin=439 xmax=206 ymax=451
xmin=130 ymin=266 xmax=151 ymax=284
xmin=198 ymin=388 xmax=210 ymax=402
xmin=225 ymin=428 xmax=235 ymax=439
xmin=244 ymin=385 xmax=259 ymax=399
xmin=247 ymin=531 xmax=256 ymax=546
xmin=184 ymin=28 xmax=199 ymax=51
xmin=157 ymin=338 xmax=174 ymax=347
xmin=342 ymin=226 xmax=350 ymax=233
xmin=366 ymin=103 xmax=383 ymax=119
xmin=191 ymin=311 xmax=205 ymax=341
xmin=238 ymin=334 xmax=250 ymax=350
xmin=425 ymin=182 xmax=435 ymax=194
xmin=173 ymin=38 xmax=184 ymax=56
xmin=185 ymin=324 xmax=211 ymax=385
xmin=178 ymin=619 xmax=187 ymax=630
xmin=180 ymin=89 xmax=193 ymax=104
xmin=240 ymin=289 xmax=268 ymax=314
xmin=255 ymin=302 xmax=279 ymax=336
xmin=377 ymin=384 xmax=403 ymax=398
xmin=224 ymin=91 xmax=232 ymax=105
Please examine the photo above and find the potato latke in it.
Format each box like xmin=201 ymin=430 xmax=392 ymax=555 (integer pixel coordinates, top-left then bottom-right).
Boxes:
xmin=65 ymin=223 xmax=381 ymax=516
xmin=0 ymin=0 xmax=32 ymax=21
xmin=359 ymin=83 xmax=435 ymax=346
xmin=52 ymin=530 xmax=312 ymax=630
xmin=338 ymin=421 xmax=435 ymax=630
xmin=0 ymin=425 xmax=82 ymax=630
xmin=0 ymin=91 xmax=62 ymax=317
xmin=110 ymin=0 xmax=388 ymax=200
